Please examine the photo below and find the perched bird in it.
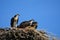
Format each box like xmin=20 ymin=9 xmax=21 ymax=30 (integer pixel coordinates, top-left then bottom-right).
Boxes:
xmin=17 ymin=21 xmax=29 ymax=28
xmin=17 ymin=19 xmax=34 ymax=28
xmin=17 ymin=19 xmax=38 ymax=29
xmin=10 ymin=14 xmax=20 ymax=28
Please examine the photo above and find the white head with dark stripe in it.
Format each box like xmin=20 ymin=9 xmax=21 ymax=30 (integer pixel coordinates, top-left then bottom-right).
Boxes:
xmin=14 ymin=14 xmax=20 ymax=18
xmin=14 ymin=14 xmax=20 ymax=20
xmin=29 ymin=19 xmax=35 ymax=25
xmin=28 ymin=19 xmax=38 ymax=29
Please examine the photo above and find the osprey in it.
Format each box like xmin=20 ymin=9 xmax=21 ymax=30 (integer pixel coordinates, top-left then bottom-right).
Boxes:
xmin=31 ymin=22 xmax=37 ymax=29
xmin=10 ymin=14 xmax=20 ymax=28
xmin=17 ymin=19 xmax=34 ymax=28
xmin=27 ymin=19 xmax=38 ymax=29
xmin=18 ymin=21 xmax=30 ymax=28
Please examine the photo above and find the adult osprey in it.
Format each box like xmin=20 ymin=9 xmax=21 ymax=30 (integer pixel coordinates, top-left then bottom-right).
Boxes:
xmin=10 ymin=14 xmax=20 ymax=28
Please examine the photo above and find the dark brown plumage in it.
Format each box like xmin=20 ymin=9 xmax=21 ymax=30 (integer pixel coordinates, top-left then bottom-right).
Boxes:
xmin=17 ymin=21 xmax=31 ymax=28
xmin=17 ymin=19 xmax=38 ymax=29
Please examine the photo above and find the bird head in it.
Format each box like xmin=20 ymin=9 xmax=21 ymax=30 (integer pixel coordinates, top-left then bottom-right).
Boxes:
xmin=29 ymin=19 xmax=35 ymax=22
xmin=14 ymin=14 xmax=20 ymax=17
xmin=31 ymin=22 xmax=38 ymax=29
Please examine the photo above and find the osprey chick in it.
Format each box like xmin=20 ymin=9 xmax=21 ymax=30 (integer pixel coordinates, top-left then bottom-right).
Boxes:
xmin=17 ymin=21 xmax=30 ymax=28
xmin=18 ymin=19 xmax=37 ymax=29
xmin=28 ymin=19 xmax=37 ymax=29
xmin=31 ymin=22 xmax=37 ymax=29
xmin=10 ymin=14 xmax=20 ymax=28
xmin=17 ymin=19 xmax=35 ymax=28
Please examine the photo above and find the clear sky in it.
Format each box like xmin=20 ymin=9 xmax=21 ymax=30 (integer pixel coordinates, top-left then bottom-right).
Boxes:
xmin=0 ymin=0 xmax=60 ymax=37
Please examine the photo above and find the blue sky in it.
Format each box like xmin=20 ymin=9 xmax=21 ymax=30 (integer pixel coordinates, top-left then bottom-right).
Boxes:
xmin=0 ymin=0 xmax=60 ymax=37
